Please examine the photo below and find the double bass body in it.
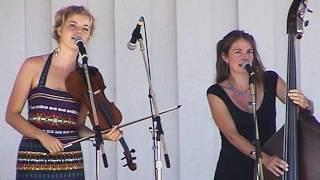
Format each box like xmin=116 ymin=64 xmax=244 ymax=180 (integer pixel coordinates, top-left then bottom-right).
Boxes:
xmin=262 ymin=0 xmax=320 ymax=179
xmin=263 ymin=109 xmax=320 ymax=180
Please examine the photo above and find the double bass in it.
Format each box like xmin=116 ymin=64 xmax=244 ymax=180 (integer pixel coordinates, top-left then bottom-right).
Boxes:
xmin=263 ymin=0 xmax=320 ymax=179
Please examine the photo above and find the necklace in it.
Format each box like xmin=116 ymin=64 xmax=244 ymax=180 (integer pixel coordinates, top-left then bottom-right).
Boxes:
xmin=227 ymin=80 xmax=250 ymax=96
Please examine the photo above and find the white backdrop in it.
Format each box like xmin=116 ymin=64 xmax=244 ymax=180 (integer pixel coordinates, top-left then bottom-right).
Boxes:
xmin=1 ymin=0 xmax=319 ymax=180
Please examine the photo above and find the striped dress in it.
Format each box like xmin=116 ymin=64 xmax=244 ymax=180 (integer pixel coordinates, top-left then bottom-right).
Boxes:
xmin=16 ymin=54 xmax=85 ymax=179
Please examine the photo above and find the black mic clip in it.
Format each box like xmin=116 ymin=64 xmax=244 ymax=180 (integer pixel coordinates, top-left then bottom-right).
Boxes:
xmin=127 ymin=17 xmax=144 ymax=50
xmin=75 ymin=36 xmax=88 ymax=64
xmin=241 ymin=61 xmax=256 ymax=84
xmin=241 ymin=61 xmax=255 ymax=77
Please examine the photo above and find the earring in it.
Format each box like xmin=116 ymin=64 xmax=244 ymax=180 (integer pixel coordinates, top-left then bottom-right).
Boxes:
xmin=54 ymin=47 xmax=60 ymax=56
xmin=226 ymin=63 xmax=229 ymax=73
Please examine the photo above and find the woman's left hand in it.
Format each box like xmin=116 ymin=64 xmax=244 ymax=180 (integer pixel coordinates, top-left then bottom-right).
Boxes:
xmin=102 ymin=125 xmax=123 ymax=141
xmin=262 ymin=153 xmax=289 ymax=177
xmin=288 ymin=89 xmax=310 ymax=109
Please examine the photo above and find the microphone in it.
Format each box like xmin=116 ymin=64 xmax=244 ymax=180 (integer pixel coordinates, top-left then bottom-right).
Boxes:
xmin=241 ymin=61 xmax=255 ymax=77
xmin=75 ymin=36 xmax=88 ymax=62
xmin=127 ymin=17 xmax=144 ymax=50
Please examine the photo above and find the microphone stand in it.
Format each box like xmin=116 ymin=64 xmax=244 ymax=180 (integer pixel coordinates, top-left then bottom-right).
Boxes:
xmin=248 ymin=74 xmax=264 ymax=180
xmin=79 ymin=55 xmax=108 ymax=180
xmin=136 ymin=22 xmax=171 ymax=180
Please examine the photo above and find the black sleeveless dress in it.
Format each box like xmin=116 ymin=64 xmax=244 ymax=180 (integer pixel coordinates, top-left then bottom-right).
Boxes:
xmin=207 ymin=71 xmax=278 ymax=180
xmin=16 ymin=53 xmax=85 ymax=179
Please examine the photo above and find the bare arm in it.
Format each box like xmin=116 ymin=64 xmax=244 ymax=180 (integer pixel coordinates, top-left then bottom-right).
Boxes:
xmin=208 ymin=93 xmax=288 ymax=176
xmin=6 ymin=57 xmax=64 ymax=153
xmin=76 ymin=104 xmax=94 ymax=138
xmin=276 ymin=75 xmax=314 ymax=113
xmin=6 ymin=58 xmax=46 ymax=139
xmin=76 ymin=102 xmax=122 ymax=141
xmin=208 ymin=94 xmax=257 ymax=157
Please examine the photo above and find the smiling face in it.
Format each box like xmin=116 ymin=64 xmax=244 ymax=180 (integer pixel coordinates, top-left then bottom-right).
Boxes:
xmin=57 ymin=14 xmax=92 ymax=51
xmin=53 ymin=6 xmax=95 ymax=51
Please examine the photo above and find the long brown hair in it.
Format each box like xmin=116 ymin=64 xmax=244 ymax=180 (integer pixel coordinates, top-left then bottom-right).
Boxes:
xmin=215 ymin=30 xmax=265 ymax=84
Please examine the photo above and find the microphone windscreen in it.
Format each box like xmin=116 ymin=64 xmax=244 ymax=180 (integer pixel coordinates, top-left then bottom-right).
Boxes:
xmin=75 ymin=36 xmax=84 ymax=46
xmin=241 ymin=61 xmax=252 ymax=69
xmin=127 ymin=41 xmax=137 ymax=50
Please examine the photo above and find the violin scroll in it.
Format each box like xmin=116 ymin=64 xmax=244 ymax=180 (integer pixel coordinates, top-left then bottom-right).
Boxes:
xmin=122 ymin=148 xmax=137 ymax=170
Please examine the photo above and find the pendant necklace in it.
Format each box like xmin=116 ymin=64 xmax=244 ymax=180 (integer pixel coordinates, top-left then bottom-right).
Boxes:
xmin=227 ymin=80 xmax=249 ymax=96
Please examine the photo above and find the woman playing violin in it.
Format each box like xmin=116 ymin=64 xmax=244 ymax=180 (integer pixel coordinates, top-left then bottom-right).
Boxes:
xmin=5 ymin=5 xmax=122 ymax=180
xmin=207 ymin=30 xmax=314 ymax=180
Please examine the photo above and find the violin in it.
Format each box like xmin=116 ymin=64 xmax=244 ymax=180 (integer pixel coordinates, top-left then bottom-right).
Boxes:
xmin=65 ymin=65 xmax=137 ymax=171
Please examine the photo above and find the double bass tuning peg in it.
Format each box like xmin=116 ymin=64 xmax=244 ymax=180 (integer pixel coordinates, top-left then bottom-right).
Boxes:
xmin=307 ymin=8 xmax=313 ymax=13
xmin=304 ymin=6 xmax=313 ymax=27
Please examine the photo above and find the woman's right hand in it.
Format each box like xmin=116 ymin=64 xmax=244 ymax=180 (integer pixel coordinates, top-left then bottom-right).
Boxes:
xmin=262 ymin=153 xmax=289 ymax=177
xmin=38 ymin=133 xmax=64 ymax=154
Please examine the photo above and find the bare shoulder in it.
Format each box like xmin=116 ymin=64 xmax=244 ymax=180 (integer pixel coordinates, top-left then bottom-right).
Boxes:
xmin=19 ymin=54 xmax=50 ymax=75
xmin=207 ymin=93 xmax=226 ymax=110
xmin=23 ymin=54 xmax=48 ymax=69
xmin=17 ymin=54 xmax=50 ymax=88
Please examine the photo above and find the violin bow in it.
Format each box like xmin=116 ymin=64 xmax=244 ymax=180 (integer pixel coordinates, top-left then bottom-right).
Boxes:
xmin=64 ymin=105 xmax=181 ymax=148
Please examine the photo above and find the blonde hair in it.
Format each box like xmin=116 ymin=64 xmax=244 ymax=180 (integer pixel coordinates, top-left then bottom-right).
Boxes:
xmin=53 ymin=5 xmax=95 ymax=43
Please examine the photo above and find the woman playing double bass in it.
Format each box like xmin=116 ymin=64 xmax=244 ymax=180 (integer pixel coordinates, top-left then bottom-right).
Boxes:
xmin=207 ymin=30 xmax=314 ymax=180
xmin=5 ymin=5 xmax=122 ymax=180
